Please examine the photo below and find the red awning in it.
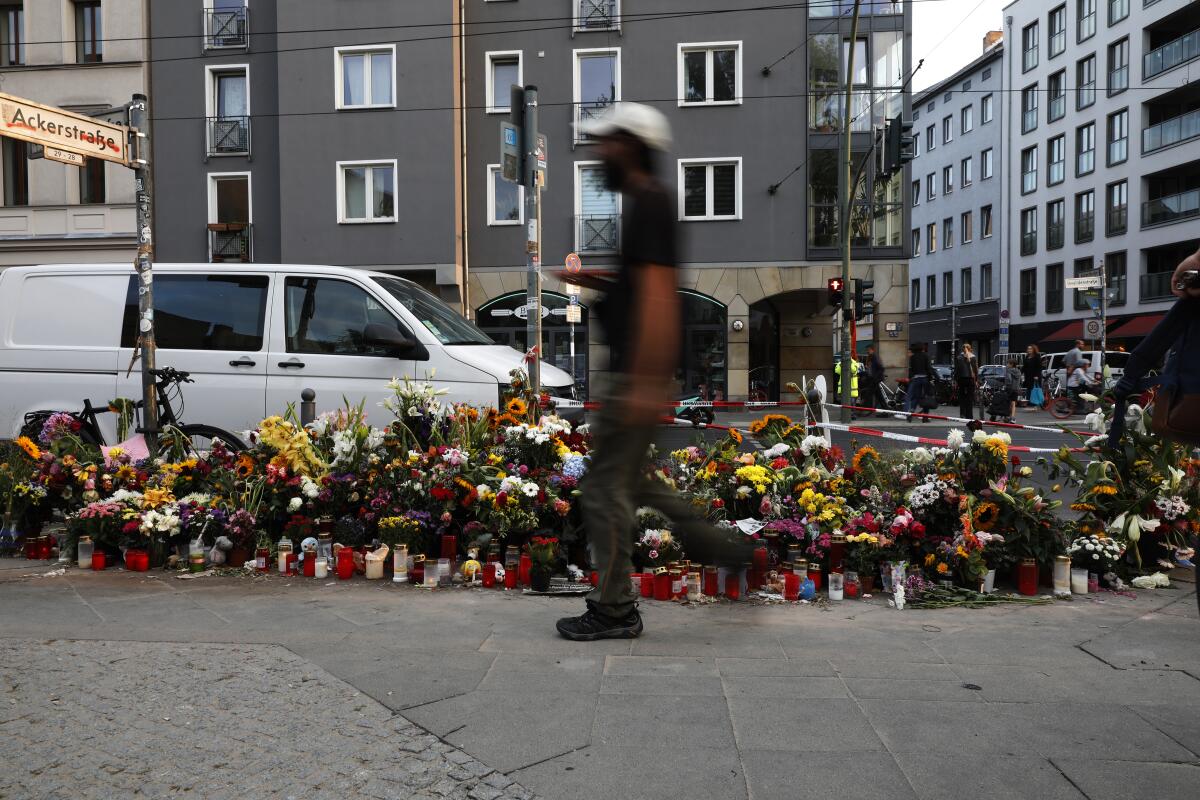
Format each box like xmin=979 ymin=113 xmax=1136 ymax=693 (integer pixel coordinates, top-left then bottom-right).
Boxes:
xmin=1044 ymin=319 xmax=1089 ymax=342
xmin=1108 ymin=314 xmax=1165 ymax=339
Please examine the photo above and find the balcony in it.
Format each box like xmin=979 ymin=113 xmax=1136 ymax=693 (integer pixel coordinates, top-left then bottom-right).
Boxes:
xmin=204 ymin=8 xmax=248 ymax=50
xmin=208 ymin=223 xmax=252 ymax=262
xmin=206 ymin=117 xmax=251 ymax=157
xmin=1141 ymin=271 xmax=1174 ymax=301
xmin=576 ymin=214 xmax=620 ymax=254
xmin=574 ymin=0 xmax=619 ymax=32
xmin=1144 ymin=28 xmax=1200 ymax=79
xmin=574 ymin=101 xmax=613 ymax=144
xmin=1143 ymin=107 xmax=1200 ymax=153
xmin=1142 ymin=188 xmax=1200 ymax=227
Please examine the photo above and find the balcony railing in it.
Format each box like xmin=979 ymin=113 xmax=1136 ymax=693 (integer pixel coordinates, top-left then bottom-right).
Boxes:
xmin=206 ymin=116 xmax=251 ymax=157
xmin=1143 ymin=107 xmax=1200 ymax=153
xmin=1142 ymin=188 xmax=1200 ymax=227
xmin=204 ymin=8 xmax=249 ymax=50
xmin=576 ymin=214 xmax=620 ymax=253
xmin=208 ymin=223 xmax=252 ymax=262
xmin=1141 ymin=271 xmax=1175 ymax=301
xmin=574 ymin=0 xmax=619 ymax=32
xmin=1144 ymin=28 xmax=1200 ymax=79
xmin=574 ymin=101 xmax=613 ymax=143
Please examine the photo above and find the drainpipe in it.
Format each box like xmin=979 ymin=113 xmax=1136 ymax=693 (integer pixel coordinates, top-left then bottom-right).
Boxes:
xmin=1002 ymin=15 xmax=1013 ymax=354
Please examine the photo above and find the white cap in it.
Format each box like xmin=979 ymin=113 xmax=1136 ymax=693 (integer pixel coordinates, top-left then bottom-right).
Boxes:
xmin=575 ymin=102 xmax=673 ymax=151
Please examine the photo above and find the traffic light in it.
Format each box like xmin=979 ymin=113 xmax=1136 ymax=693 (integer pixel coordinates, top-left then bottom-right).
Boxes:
xmin=827 ymin=277 xmax=844 ymax=308
xmin=854 ymin=278 xmax=875 ymax=319
xmin=874 ymin=124 xmax=887 ymax=178
xmin=884 ymin=115 xmax=916 ymax=175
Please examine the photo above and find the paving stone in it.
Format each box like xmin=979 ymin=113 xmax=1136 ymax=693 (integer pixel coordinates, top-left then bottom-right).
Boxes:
xmin=741 ymin=750 xmax=916 ymax=800
xmin=593 ymin=694 xmax=735 ymax=749
xmin=1053 ymin=759 xmax=1200 ymax=800
xmin=894 ymin=754 xmax=1086 ymax=800
xmin=727 ymin=697 xmax=883 ymax=752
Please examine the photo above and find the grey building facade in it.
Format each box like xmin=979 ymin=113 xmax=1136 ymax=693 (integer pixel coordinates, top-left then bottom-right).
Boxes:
xmin=909 ymin=39 xmax=1004 ymax=365
xmin=147 ymin=1 xmax=916 ymax=401
xmin=465 ymin=0 xmax=914 ymax=399
xmin=149 ymin=0 xmax=466 ymax=307
xmin=1002 ymin=0 xmax=1200 ymax=354
xmin=0 ymin=0 xmax=149 ymax=270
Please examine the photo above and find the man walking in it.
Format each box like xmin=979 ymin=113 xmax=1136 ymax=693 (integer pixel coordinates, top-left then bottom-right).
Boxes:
xmin=904 ymin=344 xmax=932 ymax=422
xmin=1064 ymin=339 xmax=1085 ymax=381
xmin=557 ymin=103 xmax=750 ymax=641
xmin=863 ymin=344 xmax=886 ymax=414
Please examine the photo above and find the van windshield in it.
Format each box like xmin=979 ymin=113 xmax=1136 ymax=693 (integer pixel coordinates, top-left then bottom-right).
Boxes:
xmin=373 ymin=276 xmax=495 ymax=346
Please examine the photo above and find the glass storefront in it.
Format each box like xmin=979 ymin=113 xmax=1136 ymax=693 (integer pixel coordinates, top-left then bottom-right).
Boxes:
xmin=477 ymin=292 xmax=589 ymax=397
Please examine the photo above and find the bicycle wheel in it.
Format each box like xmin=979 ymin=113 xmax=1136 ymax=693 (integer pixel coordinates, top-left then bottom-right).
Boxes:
xmin=168 ymin=424 xmax=247 ymax=455
xmin=1049 ymin=396 xmax=1075 ymax=419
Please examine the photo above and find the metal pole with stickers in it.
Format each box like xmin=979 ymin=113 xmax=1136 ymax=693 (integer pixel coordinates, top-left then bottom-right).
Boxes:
xmin=0 ymin=91 xmax=158 ymax=454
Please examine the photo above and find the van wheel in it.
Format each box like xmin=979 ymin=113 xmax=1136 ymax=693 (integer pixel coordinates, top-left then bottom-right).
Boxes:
xmin=170 ymin=424 xmax=247 ymax=454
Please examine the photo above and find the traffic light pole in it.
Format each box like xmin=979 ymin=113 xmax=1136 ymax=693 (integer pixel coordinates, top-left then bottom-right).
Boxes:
xmin=838 ymin=0 xmax=862 ymax=423
xmin=522 ymin=86 xmax=541 ymax=393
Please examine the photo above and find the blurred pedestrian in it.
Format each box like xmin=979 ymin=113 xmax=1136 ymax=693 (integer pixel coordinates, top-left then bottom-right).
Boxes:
xmin=955 ymin=343 xmax=979 ymax=420
xmin=1023 ymin=344 xmax=1044 ymax=410
xmin=559 ymin=103 xmax=752 ymax=642
xmin=904 ymin=343 xmax=932 ymax=422
xmin=862 ymin=344 xmax=887 ymax=415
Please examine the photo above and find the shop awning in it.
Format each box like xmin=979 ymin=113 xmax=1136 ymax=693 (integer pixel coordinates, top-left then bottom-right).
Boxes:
xmin=1043 ymin=319 xmax=1090 ymax=342
xmin=1108 ymin=314 xmax=1165 ymax=339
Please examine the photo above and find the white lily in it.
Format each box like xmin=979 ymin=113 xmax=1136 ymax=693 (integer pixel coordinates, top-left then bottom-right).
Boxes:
xmin=1110 ymin=512 xmax=1160 ymax=542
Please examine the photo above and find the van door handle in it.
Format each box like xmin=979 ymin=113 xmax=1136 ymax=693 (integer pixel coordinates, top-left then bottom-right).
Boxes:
xmin=278 ymin=359 xmax=306 ymax=369
xmin=228 ymin=358 xmax=256 ymax=367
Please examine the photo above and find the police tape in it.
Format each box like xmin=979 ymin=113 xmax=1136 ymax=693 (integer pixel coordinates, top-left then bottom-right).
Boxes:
xmin=817 ymin=403 xmax=1093 ymax=437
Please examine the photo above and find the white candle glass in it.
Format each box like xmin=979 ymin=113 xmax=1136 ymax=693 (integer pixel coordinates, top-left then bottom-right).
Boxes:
xmin=314 ymin=558 xmax=329 ymax=579
xmin=828 ymin=571 xmax=844 ymax=601
xmin=1071 ymin=568 xmax=1088 ymax=594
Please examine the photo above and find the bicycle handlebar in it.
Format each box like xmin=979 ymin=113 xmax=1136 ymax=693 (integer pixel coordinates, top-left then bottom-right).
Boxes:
xmin=150 ymin=367 xmax=193 ymax=384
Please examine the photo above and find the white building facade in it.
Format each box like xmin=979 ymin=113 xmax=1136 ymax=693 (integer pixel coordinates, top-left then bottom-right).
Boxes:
xmin=1002 ymin=0 xmax=1200 ymax=353
xmin=0 ymin=1 xmax=147 ymax=270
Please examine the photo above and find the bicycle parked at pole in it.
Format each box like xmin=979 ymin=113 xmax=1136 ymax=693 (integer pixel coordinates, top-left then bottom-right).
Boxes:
xmin=21 ymin=367 xmax=247 ymax=455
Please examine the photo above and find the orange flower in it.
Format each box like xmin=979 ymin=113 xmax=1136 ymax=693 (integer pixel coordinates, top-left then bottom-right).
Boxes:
xmin=14 ymin=436 xmax=40 ymax=461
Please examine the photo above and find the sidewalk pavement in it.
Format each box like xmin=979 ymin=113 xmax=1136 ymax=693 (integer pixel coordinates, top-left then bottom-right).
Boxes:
xmin=1 ymin=559 xmax=1196 ymax=800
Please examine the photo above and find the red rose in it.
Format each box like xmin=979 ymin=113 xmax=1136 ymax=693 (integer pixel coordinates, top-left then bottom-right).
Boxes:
xmin=712 ymin=499 xmax=725 ymax=509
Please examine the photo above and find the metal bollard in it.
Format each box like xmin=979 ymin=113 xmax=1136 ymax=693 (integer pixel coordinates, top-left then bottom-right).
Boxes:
xmin=300 ymin=388 xmax=316 ymax=427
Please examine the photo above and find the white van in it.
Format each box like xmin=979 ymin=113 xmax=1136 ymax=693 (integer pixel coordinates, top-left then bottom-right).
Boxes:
xmin=0 ymin=264 xmax=580 ymax=441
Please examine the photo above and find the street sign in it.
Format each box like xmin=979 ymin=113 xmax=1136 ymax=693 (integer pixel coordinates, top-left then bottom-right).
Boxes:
xmin=0 ymin=91 xmax=129 ymax=165
xmin=1065 ymin=275 xmax=1102 ymax=290
xmin=1085 ymin=319 xmax=1102 ymax=338
xmin=564 ymin=252 xmax=582 ymax=273
xmin=44 ymin=146 xmax=86 ymax=166
xmin=565 ymin=304 xmax=581 ymax=324
xmin=501 ymin=122 xmax=520 ymax=182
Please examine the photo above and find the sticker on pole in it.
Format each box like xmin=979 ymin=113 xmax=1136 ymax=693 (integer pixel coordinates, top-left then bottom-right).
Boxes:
xmin=564 ymin=252 xmax=582 ymax=273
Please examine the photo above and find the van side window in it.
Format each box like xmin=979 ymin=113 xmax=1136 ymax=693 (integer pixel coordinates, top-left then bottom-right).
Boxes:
xmin=285 ymin=277 xmax=412 ymax=356
xmin=120 ymin=275 xmax=268 ymax=350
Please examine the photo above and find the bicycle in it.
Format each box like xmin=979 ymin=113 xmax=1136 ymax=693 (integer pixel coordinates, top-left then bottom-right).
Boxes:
xmin=20 ymin=367 xmax=247 ymax=455
xmin=1049 ymin=382 xmax=1100 ymax=419
xmin=877 ymin=379 xmax=907 ymax=411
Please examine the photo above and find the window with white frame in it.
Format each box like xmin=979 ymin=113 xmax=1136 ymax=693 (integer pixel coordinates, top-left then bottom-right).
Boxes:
xmin=487 ymin=164 xmax=522 ymax=226
xmin=679 ymin=42 xmax=741 ymax=106
xmin=961 ymin=210 xmax=973 ymax=243
xmin=961 ymin=104 xmax=973 ymax=134
xmin=926 ymin=172 xmax=936 ymax=199
xmin=486 ymin=51 xmax=522 ymax=113
xmin=942 ymin=164 xmax=954 ymax=195
xmin=961 ymin=156 xmax=973 ymax=187
xmin=981 ymin=93 xmax=993 ymax=123
xmin=982 ymin=148 xmax=993 ymax=179
xmin=205 ymin=64 xmax=250 ymax=155
xmin=336 ymin=45 xmax=395 ymax=109
xmin=942 ymin=115 xmax=953 ymax=144
xmin=337 ymin=160 xmax=396 ymax=223
xmin=575 ymin=161 xmax=621 ymax=252
xmin=574 ymin=48 xmax=620 ymax=138
xmin=678 ymin=159 xmax=740 ymax=220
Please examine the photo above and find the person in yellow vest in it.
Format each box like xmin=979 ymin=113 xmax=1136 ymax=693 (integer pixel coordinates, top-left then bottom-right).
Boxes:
xmin=834 ymin=357 xmax=861 ymax=418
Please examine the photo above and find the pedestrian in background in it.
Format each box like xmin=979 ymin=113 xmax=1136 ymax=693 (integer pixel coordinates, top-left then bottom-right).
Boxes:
xmin=863 ymin=344 xmax=887 ymax=415
xmin=955 ymin=343 xmax=979 ymax=420
xmin=1005 ymin=357 xmax=1022 ymax=423
xmin=905 ymin=343 xmax=932 ymax=422
xmin=834 ymin=355 xmax=861 ymax=417
xmin=1023 ymin=344 xmax=1044 ymax=410
xmin=559 ymin=103 xmax=751 ymax=642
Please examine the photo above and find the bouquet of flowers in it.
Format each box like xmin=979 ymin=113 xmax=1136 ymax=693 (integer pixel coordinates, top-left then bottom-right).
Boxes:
xmin=1066 ymin=534 xmax=1123 ymax=572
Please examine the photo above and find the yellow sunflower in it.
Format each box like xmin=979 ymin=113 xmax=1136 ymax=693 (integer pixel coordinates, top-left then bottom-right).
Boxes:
xmin=972 ymin=502 xmax=1000 ymax=531
xmin=729 ymin=428 xmax=743 ymax=445
xmin=14 ymin=436 xmax=41 ymax=461
xmin=982 ymin=437 xmax=1008 ymax=460
xmin=852 ymin=446 xmax=880 ymax=471
xmin=1070 ymin=502 xmax=1097 ymax=512
xmin=1091 ymin=483 xmax=1118 ymax=496
xmin=506 ymin=398 xmax=528 ymax=417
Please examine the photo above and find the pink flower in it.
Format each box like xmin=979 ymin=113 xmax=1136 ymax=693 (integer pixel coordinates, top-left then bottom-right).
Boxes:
xmin=648 ymin=549 xmax=659 ymax=560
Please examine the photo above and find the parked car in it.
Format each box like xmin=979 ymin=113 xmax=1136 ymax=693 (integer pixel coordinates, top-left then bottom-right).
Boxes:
xmin=0 ymin=264 xmax=580 ymax=441
xmin=930 ymin=364 xmax=955 ymax=405
xmin=1043 ymin=350 xmax=1128 ymax=388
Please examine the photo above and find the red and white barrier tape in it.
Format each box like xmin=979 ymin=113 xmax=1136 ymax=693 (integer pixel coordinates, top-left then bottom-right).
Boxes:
xmin=811 ymin=420 xmax=1085 ymax=453
xmin=817 ymin=402 xmax=1093 ymax=437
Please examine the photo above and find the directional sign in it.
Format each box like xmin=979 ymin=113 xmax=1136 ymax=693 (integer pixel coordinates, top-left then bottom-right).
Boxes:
xmin=1065 ymin=275 xmax=1103 ymax=290
xmin=0 ymin=91 xmax=129 ymax=165
xmin=500 ymin=122 xmax=520 ymax=182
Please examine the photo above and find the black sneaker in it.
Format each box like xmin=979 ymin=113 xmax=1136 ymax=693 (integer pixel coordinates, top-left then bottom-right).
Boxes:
xmin=556 ymin=605 xmax=643 ymax=641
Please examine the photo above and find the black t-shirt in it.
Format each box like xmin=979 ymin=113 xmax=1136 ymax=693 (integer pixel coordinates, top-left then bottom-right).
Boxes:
xmin=598 ymin=181 xmax=678 ymax=373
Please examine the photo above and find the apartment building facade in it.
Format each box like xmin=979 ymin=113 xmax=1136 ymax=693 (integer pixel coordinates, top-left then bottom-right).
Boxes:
xmin=1003 ymin=0 xmax=1200 ymax=353
xmin=465 ymin=0 xmax=914 ymax=399
xmin=146 ymin=1 xmax=914 ymax=401
xmin=0 ymin=0 xmax=148 ymax=269
xmin=148 ymin=0 xmax=466 ymax=306
xmin=909 ymin=39 xmax=1004 ymax=365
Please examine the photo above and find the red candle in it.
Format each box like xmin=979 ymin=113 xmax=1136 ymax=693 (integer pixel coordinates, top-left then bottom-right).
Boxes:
xmin=845 ymin=580 xmax=860 ymax=599
xmin=807 ymin=566 xmax=823 ymax=592
xmin=286 ymin=552 xmax=298 ymax=576
xmin=303 ymin=554 xmax=316 ymax=578
xmin=829 ymin=536 xmax=846 ymax=572
xmin=411 ymin=558 xmax=425 ymax=585
xmin=486 ymin=547 xmax=500 ymax=563
xmin=724 ymin=570 xmax=741 ymax=600
xmin=482 ymin=563 xmax=496 ymax=588
xmin=1017 ymin=559 xmax=1038 ymax=596
xmin=441 ymin=533 xmax=458 ymax=563
xmin=91 ymin=551 xmax=106 ymax=571
xmin=653 ymin=569 xmax=671 ymax=601
xmin=38 ymin=536 xmax=53 ymax=560
xmin=518 ymin=553 xmax=532 ymax=586
xmin=504 ymin=565 xmax=518 ymax=589
xmin=255 ymin=547 xmax=269 ymax=573
xmin=783 ymin=572 xmax=801 ymax=601
xmin=703 ymin=566 xmax=719 ymax=596
xmin=639 ymin=573 xmax=654 ymax=598
xmin=590 ymin=570 xmax=599 ymax=587
xmin=669 ymin=569 xmax=683 ymax=598
xmin=752 ymin=545 xmax=768 ymax=572
xmin=336 ymin=547 xmax=355 ymax=580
